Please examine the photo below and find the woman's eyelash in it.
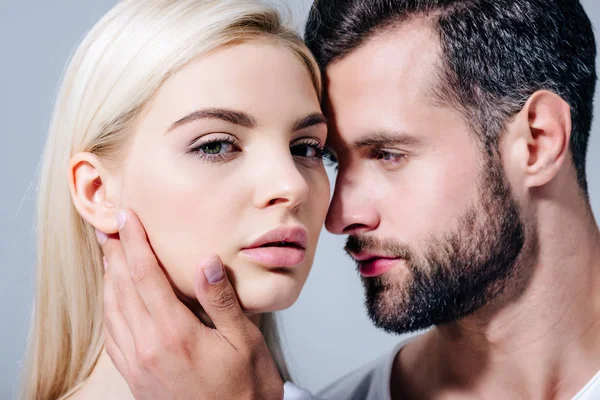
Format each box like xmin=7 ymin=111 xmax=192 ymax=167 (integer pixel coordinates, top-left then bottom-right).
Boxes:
xmin=187 ymin=137 xmax=330 ymax=164
xmin=291 ymin=139 xmax=328 ymax=160
xmin=188 ymin=137 xmax=239 ymax=161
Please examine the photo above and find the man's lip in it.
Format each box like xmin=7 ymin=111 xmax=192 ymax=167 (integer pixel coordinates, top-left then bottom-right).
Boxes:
xmin=243 ymin=227 xmax=309 ymax=250
xmin=349 ymin=252 xmax=401 ymax=262
xmin=359 ymin=258 xmax=401 ymax=277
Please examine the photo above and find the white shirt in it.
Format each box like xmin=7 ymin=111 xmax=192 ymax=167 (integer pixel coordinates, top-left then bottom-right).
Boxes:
xmin=285 ymin=336 xmax=600 ymax=400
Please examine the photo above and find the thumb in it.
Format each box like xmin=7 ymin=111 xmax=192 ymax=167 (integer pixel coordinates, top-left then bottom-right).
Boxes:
xmin=194 ymin=255 xmax=250 ymax=336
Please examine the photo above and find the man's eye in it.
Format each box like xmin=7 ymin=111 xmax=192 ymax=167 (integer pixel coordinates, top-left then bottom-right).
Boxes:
xmin=374 ymin=149 xmax=406 ymax=163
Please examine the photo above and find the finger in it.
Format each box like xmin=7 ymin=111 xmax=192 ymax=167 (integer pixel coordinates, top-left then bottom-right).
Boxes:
xmin=194 ymin=255 xmax=251 ymax=340
xmin=102 ymin=233 xmax=152 ymax=341
xmin=103 ymin=271 xmax=136 ymax=365
xmin=116 ymin=210 xmax=185 ymax=320
xmin=104 ymin=327 xmax=129 ymax=380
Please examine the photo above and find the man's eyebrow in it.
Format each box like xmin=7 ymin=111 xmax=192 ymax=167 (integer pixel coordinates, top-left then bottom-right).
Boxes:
xmin=292 ymin=112 xmax=327 ymax=132
xmin=168 ymin=108 xmax=257 ymax=131
xmin=352 ymin=132 xmax=421 ymax=149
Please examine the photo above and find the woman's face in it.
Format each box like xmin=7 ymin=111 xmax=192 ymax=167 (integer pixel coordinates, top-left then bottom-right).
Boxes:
xmin=118 ymin=40 xmax=329 ymax=313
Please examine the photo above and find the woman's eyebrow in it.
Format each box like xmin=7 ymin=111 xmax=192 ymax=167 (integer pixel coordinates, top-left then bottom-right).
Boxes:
xmin=168 ymin=109 xmax=326 ymax=133
xmin=168 ymin=108 xmax=257 ymax=131
xmin=292 ymin=112 xmax=327 ymax=132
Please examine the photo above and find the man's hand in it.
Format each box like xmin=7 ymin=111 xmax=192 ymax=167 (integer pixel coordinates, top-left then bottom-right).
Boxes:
xmin=97 ymin=210 xmax=284 ymax=400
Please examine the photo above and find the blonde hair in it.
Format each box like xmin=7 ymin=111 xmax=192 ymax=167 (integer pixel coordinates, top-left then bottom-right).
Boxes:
xmin=21 ymin=1 xmax=321 ymax=399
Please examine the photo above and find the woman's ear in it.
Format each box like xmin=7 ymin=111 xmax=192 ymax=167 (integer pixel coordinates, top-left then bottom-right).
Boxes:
xmin=69 ymin=152 xmax=120 ymax=234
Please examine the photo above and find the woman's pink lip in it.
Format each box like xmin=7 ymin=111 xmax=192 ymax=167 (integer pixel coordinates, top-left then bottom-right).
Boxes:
xmin=241 ymin=247 xmax=306 ymax=267
xmin=359 ymin=258 xmax=402 ymax=277
xmin=243 ymin=227 xmax=308 ymax=249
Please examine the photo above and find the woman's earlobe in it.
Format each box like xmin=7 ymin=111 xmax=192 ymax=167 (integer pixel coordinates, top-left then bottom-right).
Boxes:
xmin=69 ymin=152 xmax=120 ymax=233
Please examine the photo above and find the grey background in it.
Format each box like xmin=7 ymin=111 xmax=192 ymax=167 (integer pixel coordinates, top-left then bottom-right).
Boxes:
xmin=1 ymin=0 xmax=599 ymax=398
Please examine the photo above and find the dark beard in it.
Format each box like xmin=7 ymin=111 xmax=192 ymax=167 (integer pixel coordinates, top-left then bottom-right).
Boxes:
xmin=346 ymin=158 xmax=528 ymax=334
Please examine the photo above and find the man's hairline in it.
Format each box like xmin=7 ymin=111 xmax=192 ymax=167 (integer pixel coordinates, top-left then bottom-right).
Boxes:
xmin=318 ymin=14 xmax=482 ymax=142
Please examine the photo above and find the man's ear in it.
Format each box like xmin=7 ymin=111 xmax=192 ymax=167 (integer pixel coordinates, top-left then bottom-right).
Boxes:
xmin=522 ymin=90 xmax=572 ymax=188
xmin=69 ymin=152 xmax=120 ymax=234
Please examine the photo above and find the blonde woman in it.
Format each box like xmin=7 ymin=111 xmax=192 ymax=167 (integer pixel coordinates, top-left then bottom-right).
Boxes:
xmin=22 ymin=0 xmax=329 ymax=398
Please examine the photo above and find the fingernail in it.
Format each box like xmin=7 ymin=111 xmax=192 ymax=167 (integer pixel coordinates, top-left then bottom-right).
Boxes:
xmin=203 ymin=257 xmax=223 ymax=284
xmin=117 ymin=211 xmax=126 ymax=231
xmin=95 ymin=229 xmax=107 ymax=245
xmin=102 ymin=256 xmax=108 ymax=271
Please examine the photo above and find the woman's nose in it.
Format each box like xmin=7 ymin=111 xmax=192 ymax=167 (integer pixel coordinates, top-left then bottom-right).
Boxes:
xmin=253 ymin=155 xmax=310 ymax=211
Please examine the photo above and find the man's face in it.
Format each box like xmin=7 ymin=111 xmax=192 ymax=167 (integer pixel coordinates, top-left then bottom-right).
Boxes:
xmin=324 ymin=21 xmax=527 ymax=333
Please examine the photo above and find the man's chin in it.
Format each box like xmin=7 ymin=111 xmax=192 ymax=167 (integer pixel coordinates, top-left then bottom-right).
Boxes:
xmin=365 ymin=284 xmax=491 ymax=335
xmin=364 ymin=288 xmax=426 ymax=335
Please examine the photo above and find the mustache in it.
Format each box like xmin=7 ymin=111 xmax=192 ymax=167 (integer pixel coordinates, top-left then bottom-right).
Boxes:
xmin=344 ymin=235 xmax=412 ymax=260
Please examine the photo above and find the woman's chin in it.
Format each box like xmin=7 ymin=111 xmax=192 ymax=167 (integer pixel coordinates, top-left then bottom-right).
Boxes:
xmin=170 ymin=268 xmax=305 ymax=315
xmin=236 ymin=279 xmax=303 ymax=314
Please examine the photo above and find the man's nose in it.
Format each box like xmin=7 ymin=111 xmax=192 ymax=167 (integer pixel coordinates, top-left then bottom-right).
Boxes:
xmin=325 ymin=169 xmax=380 ymax=234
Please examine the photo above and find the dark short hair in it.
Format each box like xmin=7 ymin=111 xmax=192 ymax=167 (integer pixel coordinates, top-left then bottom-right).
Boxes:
xmin=305 ymin=0 xmax=596 ymax=193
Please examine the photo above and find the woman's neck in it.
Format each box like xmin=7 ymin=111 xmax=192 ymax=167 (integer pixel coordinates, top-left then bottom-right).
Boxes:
xmin=70 ymin=349 xmax=134 ymax=400
xmin=70 ymin=313 xmax=263 ymax=399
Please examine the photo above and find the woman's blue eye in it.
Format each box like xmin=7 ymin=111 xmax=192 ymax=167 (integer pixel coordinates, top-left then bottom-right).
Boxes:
xmin=189 ymin=138 xmax=325 ymax=163
xmin=199 ymin=141 xmax=234 ymax=155
xmin=189 ymin=138 xmax=239 ymax=161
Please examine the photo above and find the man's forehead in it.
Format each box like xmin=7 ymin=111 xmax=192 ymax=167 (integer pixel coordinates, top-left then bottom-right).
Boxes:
xmin=322 ymin=19 xmax=445 ymax=147
xmin=324 ymin=18 xmax=442 ymax=94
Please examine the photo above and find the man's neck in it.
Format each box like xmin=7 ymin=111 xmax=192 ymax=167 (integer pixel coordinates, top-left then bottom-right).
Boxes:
xmin=392 ymin=205 xmax=600 ymax=400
